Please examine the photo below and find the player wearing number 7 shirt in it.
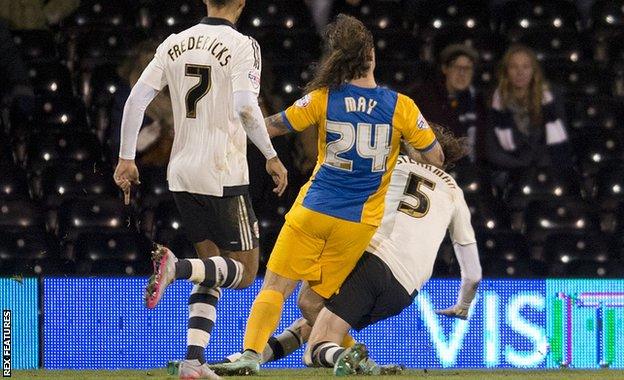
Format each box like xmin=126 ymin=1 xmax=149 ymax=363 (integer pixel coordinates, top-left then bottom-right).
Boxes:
xmin=113 ymin=1 xmax=288 ymax=379
xmin=213 ymin=14 xmax=444 ymax=375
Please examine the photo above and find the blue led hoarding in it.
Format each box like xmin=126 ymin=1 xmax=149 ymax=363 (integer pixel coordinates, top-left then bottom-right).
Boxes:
xmin=41 ymin=277 xmax=624 ymax=370
xmin=0 ymin=277 xmax=39 ymax=369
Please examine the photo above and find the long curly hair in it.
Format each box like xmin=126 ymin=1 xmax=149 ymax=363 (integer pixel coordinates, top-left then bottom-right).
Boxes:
xmin=497 ymin=44 xmax=547 ymax=127
xmin=401 ymin=122 xmax=468 ymax=169
xmin=304 ymin=14 xmax=374 ymax=93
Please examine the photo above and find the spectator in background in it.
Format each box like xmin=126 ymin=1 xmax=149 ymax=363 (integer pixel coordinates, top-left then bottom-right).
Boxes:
xmin=0 ymin=0 xmax=79 ymax=30
xmin=410 ymin=44 xmax=486 ymax=166
xmin=486 ymin=44 xmax=572 ymax=180
xmin=110 ymin=40 xmax=173 ymax=168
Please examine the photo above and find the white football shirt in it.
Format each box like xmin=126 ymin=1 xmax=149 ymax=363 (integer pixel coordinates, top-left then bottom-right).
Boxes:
xmin=367 ymin=155 xmax=476 ymax=294
xmin=138 ymin=17 xmax=262 ymax=196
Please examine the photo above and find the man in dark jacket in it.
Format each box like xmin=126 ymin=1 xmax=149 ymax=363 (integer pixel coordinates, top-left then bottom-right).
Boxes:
xmin=410 ymin=44 xmax=487 ymax=165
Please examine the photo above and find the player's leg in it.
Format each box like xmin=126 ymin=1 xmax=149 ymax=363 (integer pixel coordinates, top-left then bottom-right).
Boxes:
xmin=183 ymin=240 xmax=222 ymax=367
xmin=211 ymin=206 xmax=329 ymax=375
xmin=304 ymin=252 xmax=376 ymax=368
xmin=146 ymin=194 xmax=256 ymax=307
xmin=210 ymin=269 xmax=299 ymax=375
xmin=311 ymin=253 xmax=413 ymax=375
xmin=297 ymin=282 xmax=357 ymax=349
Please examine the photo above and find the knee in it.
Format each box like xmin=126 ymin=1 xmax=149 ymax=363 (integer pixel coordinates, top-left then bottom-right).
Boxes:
xmin=235 ymin=268 xmax=257 ymax=289
xmin=298 ymin=294 xmax=324 ymax=322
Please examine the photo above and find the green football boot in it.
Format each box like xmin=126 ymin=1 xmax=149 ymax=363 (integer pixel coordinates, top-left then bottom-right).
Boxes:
xmin=209 ymin=350 xmax=260 ymax=376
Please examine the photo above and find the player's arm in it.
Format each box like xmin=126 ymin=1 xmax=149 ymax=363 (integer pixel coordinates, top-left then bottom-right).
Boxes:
xmin=231 ymin=38 xmax=287 ymax=196
xmin=115 ymin=42 xmax=168 ymax=204
xmin=265 ymin=90 xmax=326 ymax=138
xmin=265 ymin=112 xmax=291 ymax=138
xmin=436 ymin=193 xmax=482 ymax=320
xmin=395 ymin=94 xmax=445 ymax=168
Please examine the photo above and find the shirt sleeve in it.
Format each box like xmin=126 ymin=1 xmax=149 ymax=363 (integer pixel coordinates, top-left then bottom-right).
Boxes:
xmin=139 ymin=36 xmax=171 ymax=91
xmin=393 ymin=94 xmax=437 ymax=151
xmin=281 ymin=88 xmax=327 ymax=132
xmin=231 ymin=37 xmax=262 ymax=94
xmin=449 ymin=190 xmax=477 ymax=245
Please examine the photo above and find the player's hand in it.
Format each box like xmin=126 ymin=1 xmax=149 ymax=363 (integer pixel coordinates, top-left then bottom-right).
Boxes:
xmin=113 ymin=158 xmax=141 ymax=205
xmin=435 ymin=304 xmax=469 ymax=320
xmin=266 ymin=156 xmax=288 ymax=197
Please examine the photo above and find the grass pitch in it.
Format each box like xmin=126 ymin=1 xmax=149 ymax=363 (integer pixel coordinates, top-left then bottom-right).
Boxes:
xmin=12 ymin=369 xmax=624 ymax=379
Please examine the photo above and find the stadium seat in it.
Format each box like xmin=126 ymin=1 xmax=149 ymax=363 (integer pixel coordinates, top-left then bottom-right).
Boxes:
xmin=548 ymin=63 xmax=612 ymax=99
xmin=375 ymin=62 xmax=432 ymax=94
xmin=517 ymin=28 xmax=583 ymax=66
xmin=27 ymin=63 xmax=73 ymax=98
xmin=565 ymin=96 xmax=621 ymax=136
xmin=73 ymin=231 xmax=150 ymax=275
xmin=137 ymin=167 xmax=172 ymax=209
xmin=140 ymin=0 xmax=205 ymax=37
xmin=466 ymin=194 xmax=511 ymax=232
xmin=498 ymin=0 xmax=580 ymax=39
xmin=480 ymin=256 xmax=539 ymax=278
xmin=593 ymin=162 xmax=624 ymax=208
xmin=428 ymin=27 xmax=501 ymax=66
xmin=149 ymin=199 xmax=185 ymax=247
xmin=81 ymin=64 xmax=125 ymax=108
xmin=72 ymin=29 xmax=142 ymax=67
xmin=56 ymin=197 xmax=127 ymax=246
xmin=26 ymin=132 xmax=104 ymax=174
xmin=577 ymin=129 xmax=624 ymax=176
xmin=524 ymin=199 xmax=601 ymax=242
xmin=0 ymin=228 xmax=54 ymax=261
xmin=32 ymin=163 xmax=117 ymax=207
xmin=449 ymin=165 xmax=495 ymax=199
xmin=12 ymin=30 xmax=58 ymax=63
xmin=239 ymin=0 xmax=314 ymax=31
xmin=415 ymin=0 xmax=490 ymax=39
xmin=0 ymin=199 xmax=44 ymax=231
xmin=255 ymin=30 xmax=321 ymax=63
xmin=346 ymin=0 xmax=408 ymax=31
xmin=477 ymin=230 xmax=530 ymax=261
xmin=21 ymin=96 xmax=89 ymax=134
xmin=544 ymin=232 xmax=612 ymax=273
xmin=270 ymin=63 xmax=314 ymax=104
xmin=507 ymin=167 xmax=583 ymax=209
xmin=590 ymin=0 xmax=624 ymax=34
xmin=373 ymin=31 xmax=420 ymax=63
xmin=0 ymin=165 xmax=29 ymax=200
xmin=63 ymin=0 xmax=138 ymax=30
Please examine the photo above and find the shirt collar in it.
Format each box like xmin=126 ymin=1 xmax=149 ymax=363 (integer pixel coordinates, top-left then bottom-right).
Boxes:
xmin=200 ymin=17 xmax=236 ymax=30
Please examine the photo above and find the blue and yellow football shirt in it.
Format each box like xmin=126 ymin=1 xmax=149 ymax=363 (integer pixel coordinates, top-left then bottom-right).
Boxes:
xmin=281 ymin=84 xmax=437 ymax=226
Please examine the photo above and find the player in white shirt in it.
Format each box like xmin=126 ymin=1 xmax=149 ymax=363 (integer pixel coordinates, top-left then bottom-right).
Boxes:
xmin=214 ymin=124 xmax=481 ymax=376
xmin=112 ymin=1 xmax=288 ymax=379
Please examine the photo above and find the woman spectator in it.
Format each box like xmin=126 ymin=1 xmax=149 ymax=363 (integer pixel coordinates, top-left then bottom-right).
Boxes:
xmin=411 ymin=44 xmax=487 ymax=166
xmin=486 ymin=44 xmax=572 ymax=176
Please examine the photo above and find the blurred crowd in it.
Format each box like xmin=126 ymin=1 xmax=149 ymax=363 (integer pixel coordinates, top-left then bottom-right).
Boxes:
xmin=1 ymin=0 xmax=623 ymax=276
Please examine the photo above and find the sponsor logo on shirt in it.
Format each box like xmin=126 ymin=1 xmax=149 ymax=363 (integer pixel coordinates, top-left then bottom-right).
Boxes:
xmin=248 ymin=69 xmax=260 ymax=89
xmin=294 ymin=94 xmax=311 ymax=107
xmin=417 ymin=114 xmax=430 ymax=130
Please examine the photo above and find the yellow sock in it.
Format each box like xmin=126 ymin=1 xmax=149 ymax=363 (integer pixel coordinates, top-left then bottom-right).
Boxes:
xmin=243 ymin=289 xmax=284 ymax=354
xmin=341 ymin=334 xmax=356 ymax=348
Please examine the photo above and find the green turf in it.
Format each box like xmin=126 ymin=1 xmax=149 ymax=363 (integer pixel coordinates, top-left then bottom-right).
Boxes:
xmin=11 ymin=369 xmax=624 ymax=379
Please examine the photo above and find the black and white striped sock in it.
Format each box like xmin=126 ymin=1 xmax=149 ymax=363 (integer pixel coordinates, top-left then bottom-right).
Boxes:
xmin=312 ymin=341 xmax=344 ymax=368
xmin=263 ymin=327 xmax=304 ymax=362
xmin=185 ymin=285 xmax=221 ymax=364
xmin=175 ymin=256 xmax=244 ymax=289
